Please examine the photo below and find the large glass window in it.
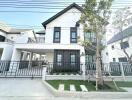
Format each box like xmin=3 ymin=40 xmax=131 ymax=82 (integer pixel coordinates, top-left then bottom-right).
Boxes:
xmin=120 ymin=41 xmax=129 ymax=49
xmin=85 ymin=55 xmax=93 ymax=63
xmin=70 ymin=27 xmax=77 ymax=43
xmin=57 ymin=54 xmax=62 ymax=66
xmin=53 ymin=27 xmax=61 ymax=43
xmin=84 ymin=32 xmax=96 ymax=42
xmin=70 ymin=54 xmax=76 ymax=65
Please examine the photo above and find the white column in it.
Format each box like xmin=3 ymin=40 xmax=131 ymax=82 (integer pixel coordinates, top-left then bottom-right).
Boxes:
xmin=9 ymin=49 xmax=21 ymax=72
xmin=42 ymin=67 xmax=47 ymax=80
xmin=1 ymin=45 xmax=13 ymax=61
xmin=80 ymin=47 xmax=86 ymax=80
xmin=22 ymin=51 xmax=28 ymax=61
xmin=28 ymin=52 xmax=33 ymax=68
xmin=120 ymin=62 xmax=126 ymax=81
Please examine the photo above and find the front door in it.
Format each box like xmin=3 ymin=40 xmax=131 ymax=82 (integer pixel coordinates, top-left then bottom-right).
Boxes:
xmin=54 ymin=50 xmax=80 ymax=72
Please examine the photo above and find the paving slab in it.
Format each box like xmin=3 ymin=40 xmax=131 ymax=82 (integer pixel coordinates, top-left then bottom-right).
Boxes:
xmin=70 ymin=84 xmax=76 ymax=91
xmin=122 ymin=87 xmax=132 ymax=92
xmin=58 ymin=84 xmax=64 ymax=91
xmin=80 ymin=85 xmax=88 ymax=92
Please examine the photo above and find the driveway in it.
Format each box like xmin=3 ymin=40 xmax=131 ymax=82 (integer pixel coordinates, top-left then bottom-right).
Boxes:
xmin=0 ymin=78 xmax=131 ymax=100
xmin=0 ymin=78 xmax=53 ymax=97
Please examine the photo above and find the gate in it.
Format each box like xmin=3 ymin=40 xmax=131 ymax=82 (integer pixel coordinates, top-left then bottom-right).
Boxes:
xmin=0 ymin=61 xmax=45 ymax=78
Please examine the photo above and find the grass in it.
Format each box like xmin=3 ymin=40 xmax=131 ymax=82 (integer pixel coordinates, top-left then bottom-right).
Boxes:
xmin=46 ymin=80 xmax=128 ymax=92
xmin=106 ymin=81 xmax=132 ymax=87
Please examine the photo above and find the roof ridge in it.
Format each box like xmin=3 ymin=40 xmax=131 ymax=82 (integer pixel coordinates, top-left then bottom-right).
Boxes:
xmin=42 ymin=3 xmax=82 ymax=28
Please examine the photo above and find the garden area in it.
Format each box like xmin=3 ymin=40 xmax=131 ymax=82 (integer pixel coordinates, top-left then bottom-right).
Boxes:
xmin=46 ymin=80 xmax=132 ymax=92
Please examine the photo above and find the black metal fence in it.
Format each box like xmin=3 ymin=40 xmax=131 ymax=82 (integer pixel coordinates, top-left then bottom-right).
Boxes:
xmin=0 ymin=61 xmax=132 ymax=77
xmin=0 ymin=61 xmax=46 ymax=78
xmin=85 ymin=62 xmax=132 ymax=76
xmin=46 ymin=62 xmax=83 ymax=75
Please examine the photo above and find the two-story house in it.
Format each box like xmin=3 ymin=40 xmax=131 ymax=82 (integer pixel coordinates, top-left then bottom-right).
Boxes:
xmin=9 ymin=3 xmax=97 ymax=73
xmin=0 ymin=22 xmax=35 ymax=61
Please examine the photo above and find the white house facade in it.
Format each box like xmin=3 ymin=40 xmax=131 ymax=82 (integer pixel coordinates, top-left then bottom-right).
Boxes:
xmin=0 ymin=22 xmax=35 ymax=61
xmin=107 ymin=26 xmax=132 ymax=62
xmin=6 ymin=3 xmax=101 ymax=74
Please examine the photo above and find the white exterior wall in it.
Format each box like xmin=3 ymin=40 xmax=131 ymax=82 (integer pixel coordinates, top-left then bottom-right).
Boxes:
xmin=107 ymin=36 xmax=132 ymax=62
xmin=7 ymin=34 xmax=20 ymax=41
xmin=46 ymin=52 xmax=54 ymax=62
xmin=45 ymin=8 xmax=81 ymax=44
xmin=15 ymin=30 xmax=34 ymax=43
xmin=0 ymin=43 xmax=14 ymax=60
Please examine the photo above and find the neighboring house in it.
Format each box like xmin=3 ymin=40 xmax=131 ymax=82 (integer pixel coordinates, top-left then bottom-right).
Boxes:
xmin=107 ymin=26 xmax=132 ymax=62
xmin=0 ymin=22 xmax=35 ymax=61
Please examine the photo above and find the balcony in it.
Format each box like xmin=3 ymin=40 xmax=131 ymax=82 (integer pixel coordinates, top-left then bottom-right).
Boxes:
xmin=0 ymin=38 xmax=14 ymax=43
xmin=28 ymin=37 xmax=45 ymax=43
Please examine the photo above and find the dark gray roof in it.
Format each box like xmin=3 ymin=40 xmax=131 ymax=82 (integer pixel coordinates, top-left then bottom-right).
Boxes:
xmin=107 ymin=26 xmax=132 ymax=44
xmin=36 ymin=30 xmax=45 ymax=34
xmin=42 ymin=3 xmax=83 ymax=28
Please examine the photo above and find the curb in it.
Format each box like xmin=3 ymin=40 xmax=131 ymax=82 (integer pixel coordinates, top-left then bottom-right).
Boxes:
xmin=42 ymin=81 xmax=132 ymax=99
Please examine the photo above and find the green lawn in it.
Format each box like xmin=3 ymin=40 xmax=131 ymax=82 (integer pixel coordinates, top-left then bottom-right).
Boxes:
xmin=106 ymin=81 xmax=132 ymax=87
xmin=46 ymin=80 xmax=129 ymax=92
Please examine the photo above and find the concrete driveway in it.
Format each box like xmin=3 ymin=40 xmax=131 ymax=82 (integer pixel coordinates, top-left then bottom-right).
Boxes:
xmin=0 ymin=78 xmax=131 ymax=100
xmin=0 ymin=78 xmax=53 ymax=97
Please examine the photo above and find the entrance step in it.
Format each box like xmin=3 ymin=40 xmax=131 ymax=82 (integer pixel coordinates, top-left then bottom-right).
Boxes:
xmin=80 ymin=85 xmax=88 ymax=92
xmin=70 ymin=84 xmax=76 ymax=91
xmin=58 ymin=84 xmax=64 ymax=91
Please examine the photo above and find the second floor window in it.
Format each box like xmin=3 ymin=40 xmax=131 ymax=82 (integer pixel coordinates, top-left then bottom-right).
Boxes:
xmin=70 ymin=27 xmax=77 ymax=43
xmin=120 ymin=41 xmax=129 ymax=49
xmin=53 ymin=27 xmax=61 ymax=43
xmin=84 ymin=32 xmax=96 ymax=43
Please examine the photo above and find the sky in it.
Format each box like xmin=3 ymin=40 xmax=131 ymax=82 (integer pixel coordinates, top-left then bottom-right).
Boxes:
xmin=0 ymin=0 xmax=132 ymax=32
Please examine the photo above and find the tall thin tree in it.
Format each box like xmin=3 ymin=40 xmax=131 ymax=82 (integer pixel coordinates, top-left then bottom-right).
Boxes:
xmin=80 ymin=0 xmax=113 ymax=90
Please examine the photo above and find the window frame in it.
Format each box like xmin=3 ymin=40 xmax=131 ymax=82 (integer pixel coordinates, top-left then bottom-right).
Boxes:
xmin=53 ymin=27 xmax=61 ymax=43
xmin=120 ymin=41 xmax=129 ymax=49
xmin=70 ymin=54 xmax=76 ymax=65
xmin=56 ymin=54 xmax=62 ymax=66
xmin=70 ymin=27 xmax=77 ymax=43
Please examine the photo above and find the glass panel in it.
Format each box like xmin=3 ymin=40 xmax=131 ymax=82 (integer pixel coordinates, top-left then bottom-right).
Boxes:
xmin=55 ymin=32 xmax=60 ymax=38
xmin=71 ymin=54 xmax=75 ymax=65
xmin=57 ymin=54 xmax=62 ymax=66
xmin=85 ymin=55 xmax=93 ymax=63
xmin=71 ymin=32 xmax=76 ymax=38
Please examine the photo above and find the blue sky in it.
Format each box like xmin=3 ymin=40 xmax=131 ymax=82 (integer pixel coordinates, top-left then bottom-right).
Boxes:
xmin=0 ymin=0 xmax=132 ymax=31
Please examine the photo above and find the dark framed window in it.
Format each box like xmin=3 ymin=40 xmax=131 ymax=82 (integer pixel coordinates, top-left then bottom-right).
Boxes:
xmin=118 ymin=57 xmax=127 ymax=62
xmin=70 ymin=27 xmax=77 ymax=43
xmin=113 ymin=58 xmax=116 ymax=62
xmin=70 ymin=54 xmax=76 ymax=65
xmin=0 ymin=35 xmax=5 ymax=42
xmin=53 ymin=27 xmax=61 ymax=43
xmin=120 ymin=41 xmax=129 ymax=49
xmin=111 ymin=45 xmax=114 ymax=50
xmin=85 ymin=55 xmax=93 ymax=63
xmin=57 ymin=54 xmax=62 ymax=66
xmin=84 ymin=32 xmax=96 ymax=42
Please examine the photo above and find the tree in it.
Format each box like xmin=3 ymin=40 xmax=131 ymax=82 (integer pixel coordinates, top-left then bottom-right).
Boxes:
xmin=80 ymin=0 xmax=113 ymax=90
xmin=112 ymin=7 xmax=132 ymax=64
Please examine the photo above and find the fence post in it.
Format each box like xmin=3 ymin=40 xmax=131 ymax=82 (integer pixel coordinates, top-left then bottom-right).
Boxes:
xmin=120 ymin=62 xmax=126 ymax=81
xmin=42 ymin=67 xmax=47 ymax=80
xmin=82 ymin=63 xmax=86 ymax=81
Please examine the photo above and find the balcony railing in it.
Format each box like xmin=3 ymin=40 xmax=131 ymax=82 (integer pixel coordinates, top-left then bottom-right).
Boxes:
xmin=5 ymin=39 xmax=14 ymax=43
xmin=28 ymin=37 xmax=45 ymax=43
xmin=0 ymin=39 xmax=14 ymax=43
